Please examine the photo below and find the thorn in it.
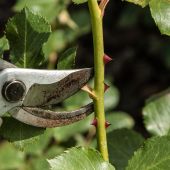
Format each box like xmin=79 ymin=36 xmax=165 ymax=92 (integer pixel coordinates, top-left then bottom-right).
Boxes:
xmin=103 ymin=54 xmax=112 ymax=64
xmin=104 ymin=83 xmax=110 ymax=92
xmin=99 ymin=0 xmax=110 ymax=17
xmin=81 ymin=84 xmax=92 ymax=94
xmin=105 ymin=121 xmax=111 ymax=128
xmin=81 ymin=85 xmax=97 ymax=100
xmin=91 ymin=118 xmax=97 ymax=127
xmin=91 ymin=119 xmax=111 ymax=129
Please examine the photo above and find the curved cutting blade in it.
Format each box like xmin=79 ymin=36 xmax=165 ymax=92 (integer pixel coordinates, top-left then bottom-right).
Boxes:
xmin=10 ymin=103 xmax=94 ymax=128
xmin=0 ymin=68 xmax=93 ymax=116
xmin=23 ymin=68 xmax=93 ymax=107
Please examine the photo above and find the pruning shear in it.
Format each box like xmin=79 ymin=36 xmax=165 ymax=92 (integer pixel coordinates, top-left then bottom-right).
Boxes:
xmin=0 ymin=59 xmax=93 ymax=128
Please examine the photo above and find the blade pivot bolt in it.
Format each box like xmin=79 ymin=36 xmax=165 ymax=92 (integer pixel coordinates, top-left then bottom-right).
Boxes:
xmin=2 ymin=80 xmax=26 ymax=103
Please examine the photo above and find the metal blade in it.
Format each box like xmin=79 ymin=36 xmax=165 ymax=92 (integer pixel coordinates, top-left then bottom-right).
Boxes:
xmin=23 ymin=103 xmax=93 ymax=120
xmin=0 ymin=59 xmax=16 ymax=70
xmin=10 ymin=103 xmax=93 ymax=128
xmin=23 ymin=68 xmax=93 ymax=107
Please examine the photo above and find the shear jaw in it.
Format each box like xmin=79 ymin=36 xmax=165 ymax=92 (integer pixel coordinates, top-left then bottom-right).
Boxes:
xmin=2 ymin=67 xmax=94 ymax=128
xmin=10 ymin=103 xmax=93 ymax=128
xmin=0 ymin=59 xmax=94 ymax=127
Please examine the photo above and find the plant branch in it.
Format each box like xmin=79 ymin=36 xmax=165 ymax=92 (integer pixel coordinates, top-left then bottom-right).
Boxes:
xmin=88 ymin=0 xmax=109 ymax=161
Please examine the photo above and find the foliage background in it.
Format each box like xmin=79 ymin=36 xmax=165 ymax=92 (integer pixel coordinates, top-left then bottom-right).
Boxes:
xmin=1 ymin=0 xmax=170 ymax=169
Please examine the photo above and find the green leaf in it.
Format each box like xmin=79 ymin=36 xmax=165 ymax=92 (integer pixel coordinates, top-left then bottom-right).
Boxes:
xmin=104 ymin=85 xmax=119 ymax=111
xmin=70 ymin=9 xmax=91 ymax=35
xmin=57 ymin=47 xmax=77 ymax=69
xmin=29 ymin=157 xmax=50 ymax=170
xmin=149 ymin=0 xmax=170 ymax=36
xmin=23 ymin=129 xmax=53 ymax=155
xmin=43 ymin=30 xmax=67 ymax=57
xmin=126 ymin=136 xmax=170 ymax=170
xmin=106 ymin=112 xmax=135 ymax=133
xmin=61 ymin=9 xmax=91 ymax=43
xmin=0 ymin=36 xmax=9 ymax=57
xmin=5 ymin=8 xmax=51 ymax=68
xmin=14 ymin=0 xmax=70 ymax=23
xmin=43 ymin=10 xmax=91 ymax=56
xmin=125 ymin=0 xmax=150 ymax=7
xmin=52 ymin=114 xmax=93 ymax=142
xmin=45 ymin=146 xmax=65 ymax=159
xmin=108 ymin=129 xmax=144 ymax=170
xmin=63 ymin=90 xmax=92 ymax=110
xmin=0 ymin=142 xmax=25 ymax=170
xmin=72 ymin=0 xmax=87 ymax=4
xmin=0 ymin=117 xmax=45 ymax=150
xmin=48 ymin=147 xmax=115 ymax=170
xmin=143 ymin=92 xmax=170 ymax=136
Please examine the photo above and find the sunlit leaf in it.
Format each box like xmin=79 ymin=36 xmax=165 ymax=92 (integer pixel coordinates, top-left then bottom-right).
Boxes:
xmin=14 ymin=0 xmax=70 ymax=22
xmin=149 ymin=0 xmax=170 ymax=36
xmin=48 ymin=147 xmax=115 ymax=170
xmin=143 ymin=92 xmax=170 ymax=136
xmin=125 ymin=0 xmax=150 ymax=7
xmin=126 ymin=136 xmax=170 ymax=170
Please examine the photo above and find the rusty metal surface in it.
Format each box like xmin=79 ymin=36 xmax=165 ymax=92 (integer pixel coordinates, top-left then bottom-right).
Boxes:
xmin=0 ymin=59 xmax=94 ymax=127
xmin=23 ymin=69 xmax=93 ymax=107
xmin=23 ymin=103 xmax=93 ymax=120
xmin=0 ymin=68 xmax=92 ymax=116
xmin=10 ymin=103 xmax=94 ymax=128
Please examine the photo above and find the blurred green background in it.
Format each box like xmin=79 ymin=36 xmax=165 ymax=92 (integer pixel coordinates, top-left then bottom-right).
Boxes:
xmin=0 ymin=0 xmax=170 ymax=169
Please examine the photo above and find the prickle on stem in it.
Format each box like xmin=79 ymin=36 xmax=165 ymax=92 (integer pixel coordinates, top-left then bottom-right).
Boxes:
xmin=91 ymin=118 xmax=111 ymax=129
xmin=103 ymin=54 xmax=112 ymax=64
xmin=99 ymin=0 xmax=110 ymax=17
xmin=104 ymin=83 xmax=110 ymax=92
xmin=81 ymin=85 xmax=97 ymax=100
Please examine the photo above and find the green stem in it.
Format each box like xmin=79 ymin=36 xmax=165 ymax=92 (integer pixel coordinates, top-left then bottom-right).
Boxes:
xmin=88 ymin=0 xmax=109 ymax=161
